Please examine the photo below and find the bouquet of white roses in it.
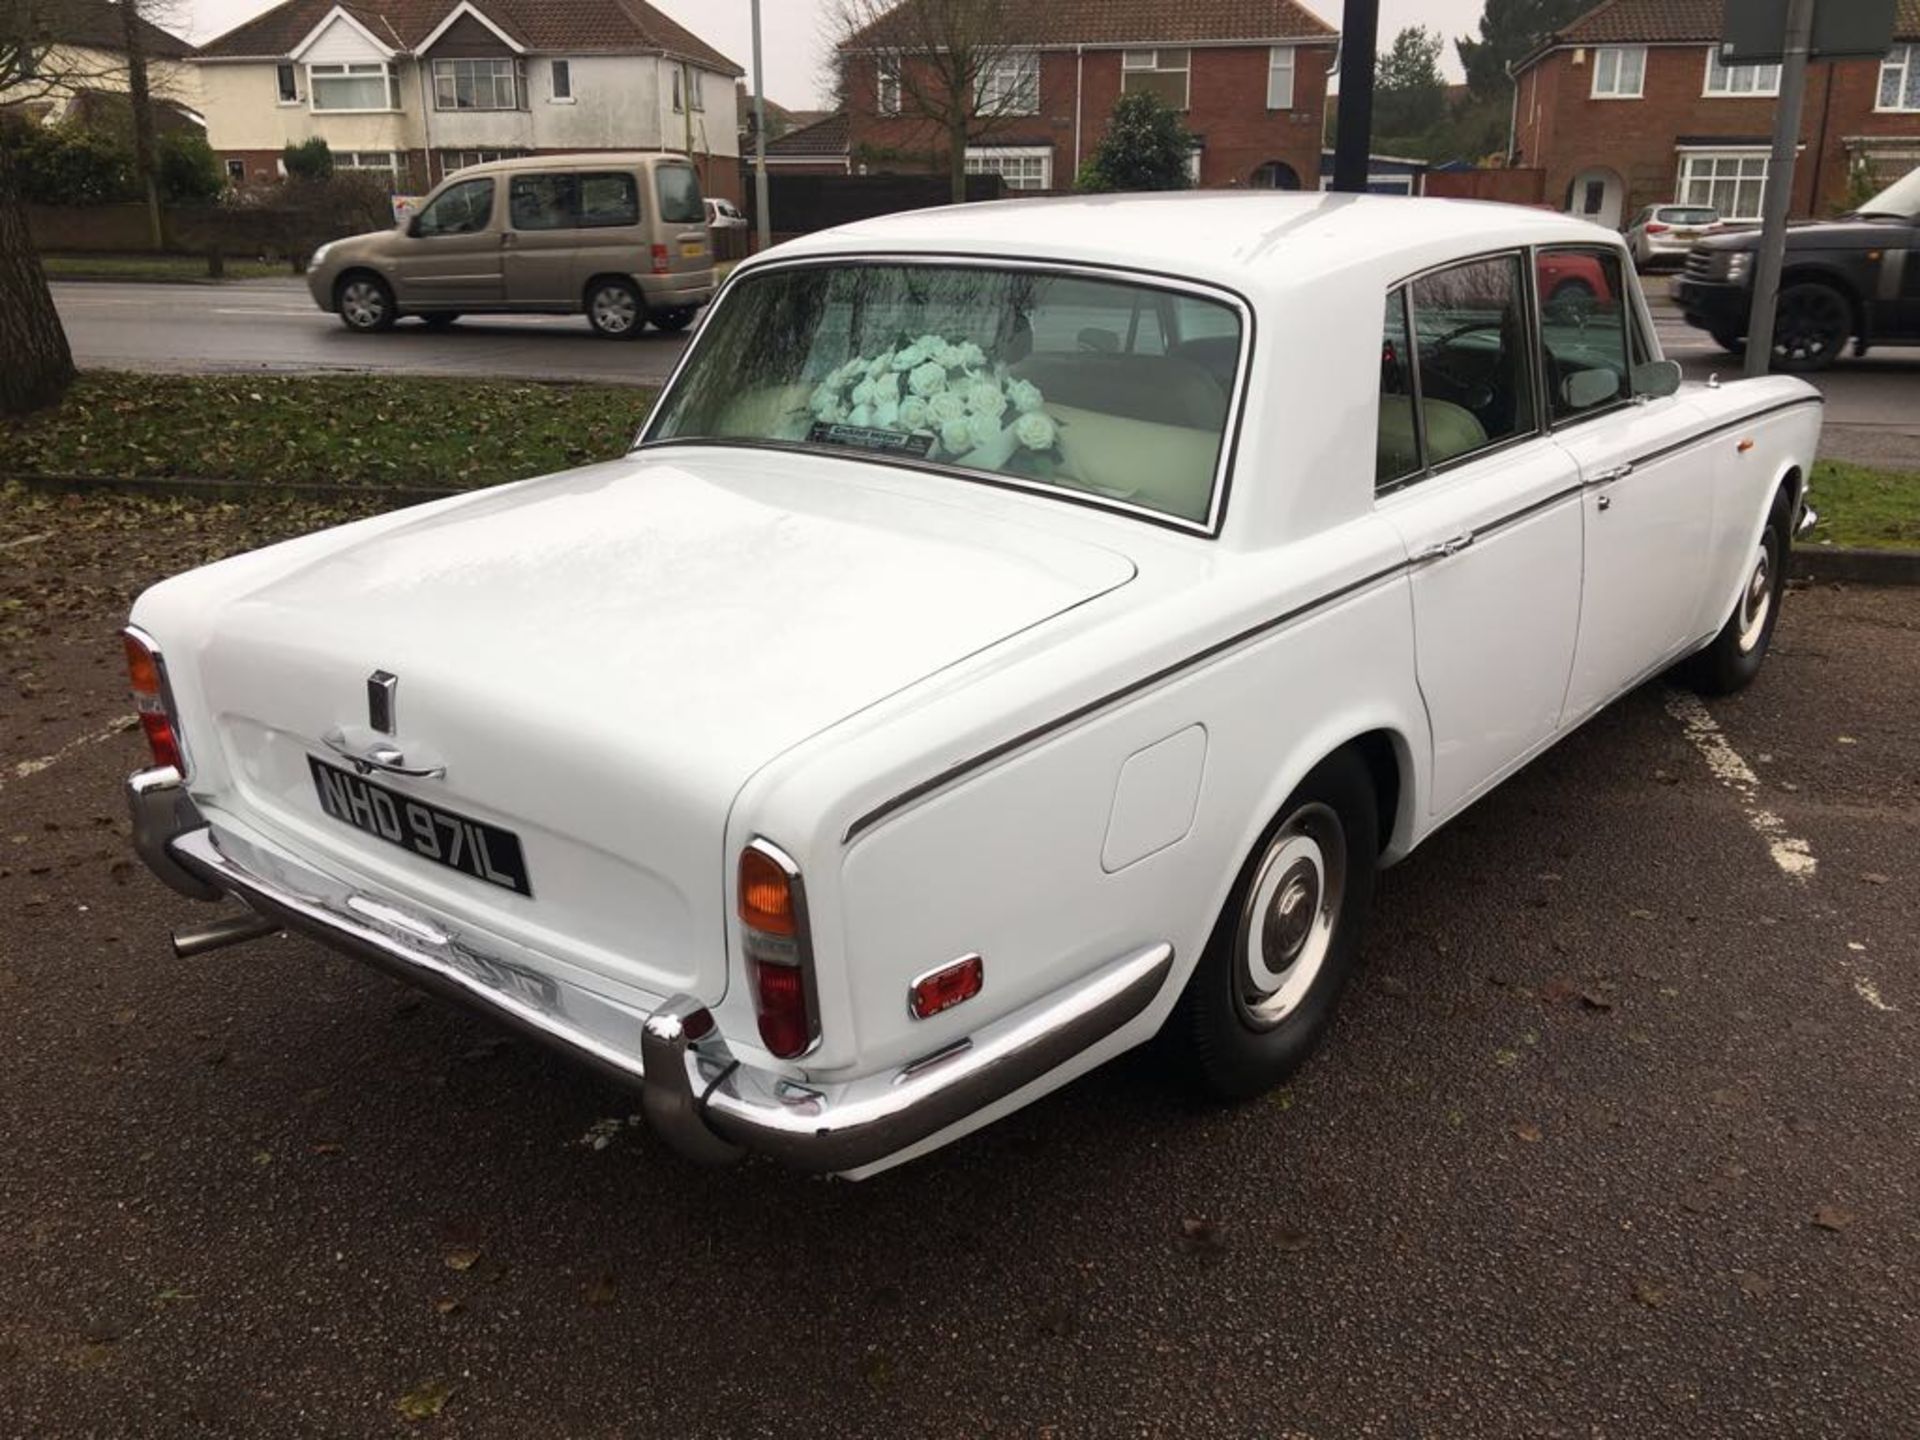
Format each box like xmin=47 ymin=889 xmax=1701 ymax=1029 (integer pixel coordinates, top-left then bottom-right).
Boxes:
xmin=803 ymin=333 xmax=1060 ymax=467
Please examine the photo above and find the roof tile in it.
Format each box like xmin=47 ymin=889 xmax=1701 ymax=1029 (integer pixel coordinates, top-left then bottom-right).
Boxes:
xmin=1553 ymin=0 xmax=1919 ymax=46
xmin=846 ymin=0 xmax=1337 ymax=49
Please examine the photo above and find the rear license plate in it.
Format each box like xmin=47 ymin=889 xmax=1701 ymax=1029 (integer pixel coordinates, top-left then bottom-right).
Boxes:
xmin=679 ymin=240 xmax=704 ymax=258
xmin=308 ymin=755 xmax=531 ymax=896
xmin=1673 ymin=228 xmax=1699 ymax=239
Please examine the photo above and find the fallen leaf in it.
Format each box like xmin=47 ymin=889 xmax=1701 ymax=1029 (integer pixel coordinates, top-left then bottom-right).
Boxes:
xmin=443 ymin=1248 xmax=481 ymax=1272
xmin=1376 ymin=975 xmax=1409 ymax=999
xmin=1860 ymin=873 xmax=1889 ymax=886
xmin=1513 ymin=1122 xmax=1542 ymax=1143
xmin=1631 ymin=1277 xmax=1667 ymax=1308
xmin=583 ymin=1273 xmax=617 ymax=1306
xmin=1273 ymin=1226 xmax=1309 ymax=1253
xmin=1578 ymin=987 xmax=1615 ymax=1012
xmin=394 ymin=1380 xmax=452 ymax=1422
xmin=432 ymin=1298 xmax=460 ymax=1315
xmin=1812 ymin=1205 xmax=1855 ymax=1232
xmin=1734 ymin=1270 xmax=1775 ymax=1299
xmin=310 ymin=1142 xmax=344 ymax=1157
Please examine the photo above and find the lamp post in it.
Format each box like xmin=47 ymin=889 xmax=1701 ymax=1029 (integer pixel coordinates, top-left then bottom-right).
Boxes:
xmin=1331 ymin=0 xmax=1380 ymax=194
xmin=750 ymin=0 xmax=771 ymax=252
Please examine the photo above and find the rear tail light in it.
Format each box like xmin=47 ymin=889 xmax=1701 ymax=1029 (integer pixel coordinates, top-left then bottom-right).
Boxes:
xmin=738 ymin=841 xmax=817 ymax=1058
xmin=1646 ymin=221 xmax=1670 ymax=234
xmin=650 ymin=243 xmax=670 ymax=275
xmin=122 ymin=626 xmax=185 ymax=773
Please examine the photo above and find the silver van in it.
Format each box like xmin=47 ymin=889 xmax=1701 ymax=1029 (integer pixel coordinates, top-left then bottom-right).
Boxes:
xmin=306 ymin=152 xmax=715 ymax=338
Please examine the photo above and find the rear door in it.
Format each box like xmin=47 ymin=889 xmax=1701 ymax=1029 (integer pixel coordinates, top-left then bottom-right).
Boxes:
xmin=504 ymin=172 xmax=581 ymax=307
xmin=652 ymin=160 xmax=710 ymax=276
xmin=1543 ymin=246 xmax=1715 ymax=718
xmin=572 ymin=169 xmax=647 ymax=294
xmin=393 ymin=176 xmax=504 ymax=307
xmin=1376 ymin=253 xmax=1585 ymax=816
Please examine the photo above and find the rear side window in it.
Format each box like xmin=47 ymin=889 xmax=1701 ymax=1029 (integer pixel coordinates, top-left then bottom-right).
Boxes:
xmin=579 ymin=173 xmax=640 ymax=227
xmin=1539 ymin=247 xmax=1631 ymax=423
xmin=510 ymin=174 xmax=575 ymax=231
xmin=1406 ymin=253 xmax=1537 ymax=468
xmin=655 ymin=164 xmax=703 ymax=224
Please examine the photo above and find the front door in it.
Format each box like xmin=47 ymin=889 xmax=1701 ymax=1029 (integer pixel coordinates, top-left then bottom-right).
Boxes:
xmin=1538 ymin=246 xmax=1716 ymax=718
xmin=504 ymin=172 xmax=582 ymax=307
xmin=1376 ymin=255 xmax=1585 ymax=817
xmin=394 ymin=175 xmax=505 ymax=307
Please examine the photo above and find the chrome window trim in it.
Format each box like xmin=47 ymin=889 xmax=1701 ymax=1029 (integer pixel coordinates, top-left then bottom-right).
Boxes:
xmin=743 ymin=836 xmax=823 ymax=1058
xmin=632 ymin=250 xmax=1257 ymax=539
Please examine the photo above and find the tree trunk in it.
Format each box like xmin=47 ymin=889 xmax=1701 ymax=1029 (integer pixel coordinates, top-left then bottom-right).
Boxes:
xmin=121 ymin=0 xmax=163 ymax=249
xmin=948 ymin=115 xmax=968 ymax=204
xmin=0 ymin=142 xmax=76 ymax=416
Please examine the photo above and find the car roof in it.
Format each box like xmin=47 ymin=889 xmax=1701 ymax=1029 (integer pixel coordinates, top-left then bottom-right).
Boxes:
xmin=451 ymin=152 xmax=692 ymax=176
xmin=761 ymin=193 xmax=1625 ymax=299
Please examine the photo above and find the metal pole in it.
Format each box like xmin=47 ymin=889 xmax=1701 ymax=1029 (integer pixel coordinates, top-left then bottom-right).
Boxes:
xmin=750 ymin=0 xmax=771 ymax=253
xmin=1744 ymin=0 xmax=1815 ymax=377
xmin=1332 ymin=0 xmax=1380 ymax=193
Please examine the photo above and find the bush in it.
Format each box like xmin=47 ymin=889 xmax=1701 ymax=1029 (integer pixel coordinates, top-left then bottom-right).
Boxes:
xmin=281 ymin=138 xmax=334 ymax=181
xmin=2 ymin=119 xmax=136 ymax=204
xmin=158 ymin=131 xmax=224 ymax=204
xmin=214 ymin=171 xmax=396 ymax=265
xmin=1076 ymin=91 xmax=1194 ymax=194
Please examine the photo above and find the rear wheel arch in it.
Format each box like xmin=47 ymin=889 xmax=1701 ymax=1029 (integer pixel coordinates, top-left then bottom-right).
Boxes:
xmin=580 ymin=272 xmax=640 ymax=310
xmin=1781 ymin=267 xmax=1864 ymax=329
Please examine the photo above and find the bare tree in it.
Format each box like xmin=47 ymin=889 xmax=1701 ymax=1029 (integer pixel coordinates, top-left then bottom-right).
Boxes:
xmin=0 ymin=0 xmax=76 ymax=415
xmin=832 ymin=0 xmax=1042 ymax=202
xmin=118 ymin=0 xmax=162 ymax=247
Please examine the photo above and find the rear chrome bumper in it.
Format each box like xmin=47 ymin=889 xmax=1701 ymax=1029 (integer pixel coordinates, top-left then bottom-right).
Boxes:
xmin=127 ymin=767 xmax=1174 ymax=1174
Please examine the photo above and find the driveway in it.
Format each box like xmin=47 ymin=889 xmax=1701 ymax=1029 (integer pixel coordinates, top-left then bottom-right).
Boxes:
xmin=2 ymin=492 xmax=1915 ymax=1437
xmin=50 ymin=278 xmax=691 ymax=387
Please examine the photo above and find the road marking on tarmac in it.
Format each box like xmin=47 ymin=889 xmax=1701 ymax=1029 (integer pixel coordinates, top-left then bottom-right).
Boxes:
xmin=3 ymin=715 xmax=138 ymax=792
xmin=1664 ymin=692 xmax=1817 ymax=881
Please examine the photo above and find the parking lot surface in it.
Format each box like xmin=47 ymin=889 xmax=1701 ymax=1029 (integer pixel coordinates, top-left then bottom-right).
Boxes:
xmin=2 ymin=491 xmax=1916 ymax=1438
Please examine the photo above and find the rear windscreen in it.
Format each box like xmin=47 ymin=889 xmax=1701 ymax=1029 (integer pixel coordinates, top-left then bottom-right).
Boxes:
xmin=655 ymin=165 xmax=703 ymax=224
xmin=1659 ymin=207 xmax=1718 ymax=225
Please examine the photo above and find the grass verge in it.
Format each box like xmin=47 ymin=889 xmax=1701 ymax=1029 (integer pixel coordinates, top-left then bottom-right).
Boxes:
xmin=42 ymin=254 xmax=295 ymax=283
xmin=1808 ymin=460 xmax=1920 ymax=551
xmin=2 ymin=372 xmax=656 ymax=492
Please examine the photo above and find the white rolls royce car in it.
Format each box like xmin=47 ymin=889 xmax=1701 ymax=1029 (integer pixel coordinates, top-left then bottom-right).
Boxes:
xmin=124 ymin=195 xmax=1820 ymax=1177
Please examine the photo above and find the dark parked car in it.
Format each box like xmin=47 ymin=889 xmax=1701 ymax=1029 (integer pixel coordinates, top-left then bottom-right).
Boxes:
xmin=1673 ymin=165 xmax=1920 ymax=371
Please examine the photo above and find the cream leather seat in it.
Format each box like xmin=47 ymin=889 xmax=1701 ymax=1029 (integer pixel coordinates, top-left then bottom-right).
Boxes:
xmin=1377 ymin=394 xmax=1488 ymax=480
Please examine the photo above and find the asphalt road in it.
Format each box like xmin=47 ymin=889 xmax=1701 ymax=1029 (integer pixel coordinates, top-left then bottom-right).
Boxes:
xmin=2 ymin=493 xmax=1916 ymax=1438
xmin=50 ymin=276 xmax=1920 ymax=469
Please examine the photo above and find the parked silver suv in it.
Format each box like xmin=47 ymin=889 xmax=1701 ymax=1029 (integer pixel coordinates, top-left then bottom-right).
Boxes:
xmin=306 ymin=152 xmax=715 ymax=338
xmin=1624 ymin=203 xmax=1723 ymax=270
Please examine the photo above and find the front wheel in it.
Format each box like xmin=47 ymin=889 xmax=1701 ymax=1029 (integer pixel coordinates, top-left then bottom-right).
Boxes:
xmin=1170 ymin=749 xmax=1379 ymax=1100
xmin=585 ymin=279 xmax=643 ymax=339
xmin=1680 ymin=488 xmax=1792 ymax=696
xmin=1771 ymin=282 xmax=1850 ymax=372
xmin=335 ymin=274 xmax=395 ymax=333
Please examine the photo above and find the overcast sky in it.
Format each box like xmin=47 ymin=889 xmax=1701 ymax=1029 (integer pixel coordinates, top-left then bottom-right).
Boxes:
xmin=182 ymin=0 xmax=1490 ymax=111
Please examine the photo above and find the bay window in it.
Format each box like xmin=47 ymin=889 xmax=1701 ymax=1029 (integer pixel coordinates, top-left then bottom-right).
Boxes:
xmin=308 ymin=61 xmax=398 ymax=112
xmin=964 ymin=146 xmax=1052 ymax=191
xmin=1677 ymin=150 xmax=1770 ymax=222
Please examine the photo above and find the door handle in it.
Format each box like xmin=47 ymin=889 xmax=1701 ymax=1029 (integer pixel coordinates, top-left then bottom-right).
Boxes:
xmin=1411 ymin=532 xmax=1475 ymax=562
xmin=1588 ymin=461 xmax=1634 ymax=486
xmin=1597 ymin=494 xmax=1613 ymax=512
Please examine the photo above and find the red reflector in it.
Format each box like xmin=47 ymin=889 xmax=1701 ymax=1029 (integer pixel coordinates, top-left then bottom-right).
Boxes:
xmin=751 ymin=958 xmax=810 ymax=1057
xmin=123 ymin=630 xmax=183 ymax=771
xmin=909 ymin=954 xmax=984 ymax=1020
xmin=650 ymin=243 xmax=670 ymax=275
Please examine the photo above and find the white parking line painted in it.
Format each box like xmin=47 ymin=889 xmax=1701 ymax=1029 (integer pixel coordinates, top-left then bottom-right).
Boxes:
xmin=4 ymin=715 xmax=139 ymax=791
xmin=0 ymin=532 xmax=52 ymax=553
xmin=1664 ymin=692 xmax=1817 ymax=881
xmin=1854 ymin=976 xmax=1896 ymax=1012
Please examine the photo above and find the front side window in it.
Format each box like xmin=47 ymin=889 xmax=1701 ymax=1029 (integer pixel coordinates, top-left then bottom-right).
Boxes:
xmin=1880 ymin=43 xmax=1919 ymax=111
xmin=1267 ymin=46 xmax=1296 ymax=108
xmin=415 ymin=177 xmax=495 ymax=237
xmin=1123 ymin=49 xmax=1190 ymax=110
xmin=1678 ymin=151 xmax=1769 ymax=221
xmin=964 ymin=146 xmax=1052 ymax=190
xmin=645 ymin=263 xmax=1245 ymax=528
xmin=276 ymin=62 xmax=299 ymax=103
xmin=654 ymin=163 xmax=703 ymax=223
xmin=1591 ymin=45 xmax=1645 ymax=98
xmin=434 ymin=58 xmax=522 ymax=111
xmin=1705 ymin=49 xmax=1780 ymax=95
xmin=1405 ymin=253 xmax=1537 ymax=468
xmin=309 ymin=62 xmax=395 ymax=112
xmin=1537 ymin=247 xmax=1631 ymax=424
xmin=976 ymin=51 xmax=1039 ymax=115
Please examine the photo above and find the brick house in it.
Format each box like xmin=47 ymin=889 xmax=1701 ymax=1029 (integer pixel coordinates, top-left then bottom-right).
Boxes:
xmin=1512 ymin=0 xmax=1920 ymax=228
xmin=192 ymin=0 xmax=743 ymax=199
xmin=838 ymin=0 xmax=1338 ymax=193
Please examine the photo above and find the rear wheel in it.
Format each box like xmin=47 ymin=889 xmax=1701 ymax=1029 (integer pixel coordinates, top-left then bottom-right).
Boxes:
xmin=585 ymin=279 xmax=643 ymax=339
xmin=1170 ymin=749 xmax=1378 ymax=1100
xmin=335 ymin=273 xmax=395 ymax=333
xmin=649 ymin=306 xmax=695 ymax=333
xmin=1771 ymin=281 xmax=1850 ymax=372
xmin=1681 ymin=487 xmax=1792 ymax=695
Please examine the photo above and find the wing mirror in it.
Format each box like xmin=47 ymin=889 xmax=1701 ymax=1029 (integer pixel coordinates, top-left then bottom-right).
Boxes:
xmin=1632 ymin=359 xmax=1683 ymax=398
xmin=1561 ymin=368 xmax=1620 ymax=410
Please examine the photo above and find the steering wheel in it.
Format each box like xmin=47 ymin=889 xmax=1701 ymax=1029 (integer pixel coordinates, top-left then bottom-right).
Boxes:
xmin=1422 ymin=321 xmax=1504 ymax=411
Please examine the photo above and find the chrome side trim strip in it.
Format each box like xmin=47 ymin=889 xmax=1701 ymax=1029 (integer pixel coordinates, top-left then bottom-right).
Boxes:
xmin=1617 ymin=394 xmax=1825 ymax=473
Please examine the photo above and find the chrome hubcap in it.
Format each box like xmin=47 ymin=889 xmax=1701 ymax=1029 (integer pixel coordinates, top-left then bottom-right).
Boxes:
xmin=593 ymin=289 xmax=637 ymax=333
xmin=1737 ymin=542 xmax=1773 ymax=654
xmin=1236 ymin=802 xmax=1345 ymax=1031
xmin=341 ymin=282 xmax=384 ymax=327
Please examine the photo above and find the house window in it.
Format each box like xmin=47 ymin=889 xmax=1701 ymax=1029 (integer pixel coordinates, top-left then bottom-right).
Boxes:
xmin=1880 ymin=43 xmax=1920 ymax=111
xmin=441 ymin=149 xmax=526 ymax=173
xmin=276 ymin=62 xmax=299 ymax=103
xmin=224 ymin=158 xmax=246 ymax=184
xmin=550 ymin=59 xmax=572 ymax=101
xmin=1678 ymin=150 xmax=1770 ymax=221
xmin=877 ymin=57 xmax=901 ymax=115
xmin=964 ymin=145 xmax=1051 ymax=190
xmin=309 ymin=62 xmax=398 ymax=112
xmin=976 ymin=51 xmax=1039 ymax=116
xmin=1590 ymin=45 xmax=1645 ymax=98
xmin=671 ymin=67 xmax=706 ymax=113
xmin=1123 ymin=49 xmax=1190 ymax=111
xmin=1705 ymin=49 xmax=1779 ymax=95
xmin=1267 ymin=46 xmax=1296 ymax=108
xmin=433 ymin=58 xmax=523 ymax=111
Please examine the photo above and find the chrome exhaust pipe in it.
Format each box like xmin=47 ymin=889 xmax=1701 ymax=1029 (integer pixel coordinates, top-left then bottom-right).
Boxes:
xmin=172 ymin=910 xmax=282 ymax=959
